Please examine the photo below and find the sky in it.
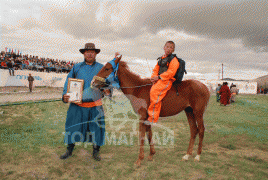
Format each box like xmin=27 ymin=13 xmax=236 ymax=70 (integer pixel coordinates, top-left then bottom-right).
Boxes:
xmin=0 ymin=0 xmax=267 ymax=80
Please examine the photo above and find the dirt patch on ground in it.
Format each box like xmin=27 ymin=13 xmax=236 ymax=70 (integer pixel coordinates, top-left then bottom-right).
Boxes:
xmin=0 ymin=86 xmax=63 ymax=104
xmin=0 ymin=86 xmax=63 ymax=93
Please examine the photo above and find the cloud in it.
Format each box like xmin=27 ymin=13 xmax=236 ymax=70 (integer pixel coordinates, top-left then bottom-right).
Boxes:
xmin=41 ymin=0 xmax=193 ymax=40
xmin=1 ymin=0 xmax=267 ymax=80
xmin=32 ymin=0 xmax=267 ymax=53
xmin=144 ymin=0 xmax=268 ymax=52
xmin=3 ymin=0 xmax=267 ymax=52
xmin=5 ymin=0 xmax=267 ymax=52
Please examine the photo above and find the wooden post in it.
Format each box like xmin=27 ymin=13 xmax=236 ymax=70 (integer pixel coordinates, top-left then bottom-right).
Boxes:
xmin=222 ymin=63 xmax=223 ymax=80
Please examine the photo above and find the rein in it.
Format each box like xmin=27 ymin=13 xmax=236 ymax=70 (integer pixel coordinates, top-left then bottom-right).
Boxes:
xmin=96 ymin=80 xmax=152 ymax=90
xmin=120 ymin=83 xmax=153 ymax=89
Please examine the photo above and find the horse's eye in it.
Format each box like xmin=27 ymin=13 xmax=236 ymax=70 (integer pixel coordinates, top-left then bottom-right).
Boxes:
xmin=105 ymin=68 xmax=109 ymax=71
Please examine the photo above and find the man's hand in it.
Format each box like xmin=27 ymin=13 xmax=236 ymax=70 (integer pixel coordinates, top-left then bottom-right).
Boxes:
xmin=63 ymin=94 xmax=70 ymax=103
xmin=150 ymin=76 xmax=159 ymax=84
xmin=115 ymin=52 xmax=120 ymax=58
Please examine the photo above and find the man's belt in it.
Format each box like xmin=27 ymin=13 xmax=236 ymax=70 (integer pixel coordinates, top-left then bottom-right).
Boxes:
xmin=75 ymin=99 xmax=102 ymax=108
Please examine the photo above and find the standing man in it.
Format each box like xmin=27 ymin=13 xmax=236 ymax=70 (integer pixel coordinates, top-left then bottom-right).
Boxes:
xmin=28 ymin=74 xmax=34 ymax=92
xmin=60 ymin=43 xmax=110 ymax=161
xmin=7 ymin=59 xmax=15 ymax=76
xmin=219 ymin=82 xmax=231 ymax=106
xmin=216 ymin=84 xmax=221 ymax=102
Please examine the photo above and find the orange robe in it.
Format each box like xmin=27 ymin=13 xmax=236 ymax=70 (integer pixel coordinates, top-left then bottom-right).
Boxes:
xmin=148 ymin=55 xmax=180 ymax=123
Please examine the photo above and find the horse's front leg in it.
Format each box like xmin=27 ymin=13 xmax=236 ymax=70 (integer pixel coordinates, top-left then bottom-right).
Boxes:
xmin=146 ymin=124 xmax=156 ymax=161
xmin=135 ymin=120 xmax=146 ymax=166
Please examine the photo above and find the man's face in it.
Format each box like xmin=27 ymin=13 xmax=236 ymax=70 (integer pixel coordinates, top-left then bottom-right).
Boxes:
xmin=84 ymin=50 xmax=97 ymax=64
xmin=163 ymin=43 xmax=175 ymax=56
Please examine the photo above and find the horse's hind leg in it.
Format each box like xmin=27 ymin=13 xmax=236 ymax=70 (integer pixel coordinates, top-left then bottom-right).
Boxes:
xmin=182 ymin=109 xmax=198 ymax=161
xmin=146 ymin=125 xmax=156 ymax=161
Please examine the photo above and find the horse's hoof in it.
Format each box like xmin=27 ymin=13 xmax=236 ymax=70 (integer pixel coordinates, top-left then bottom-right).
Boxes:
xmin=182 ymin=154 xmax=190 ymax=161
xmin=134 ymin=160 xmax=141 ymax=167
xmin=194 ymin=155 xmax=200 ymax=162
xmin=148 ymin=155 xmax=153 ymax=161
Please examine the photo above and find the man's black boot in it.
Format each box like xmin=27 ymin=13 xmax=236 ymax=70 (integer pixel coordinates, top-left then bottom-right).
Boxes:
xmin=60 ymin=144 xmax=75 ymax=159
xmin=92 ymin=145 xmax=101 ymax=161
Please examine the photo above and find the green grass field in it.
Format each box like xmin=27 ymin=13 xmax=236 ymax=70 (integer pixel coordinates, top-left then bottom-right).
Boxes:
xmin=0 ymin=94 xmax=267 ymax=179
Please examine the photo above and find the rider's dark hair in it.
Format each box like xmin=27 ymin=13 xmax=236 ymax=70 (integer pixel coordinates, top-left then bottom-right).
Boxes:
xmin=165 ymin=41 xmax=175 ymax=49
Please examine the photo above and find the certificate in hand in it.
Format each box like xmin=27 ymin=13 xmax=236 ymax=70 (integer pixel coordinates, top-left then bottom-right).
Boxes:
xmin=67 ymin=78 xmax=84 ymax=104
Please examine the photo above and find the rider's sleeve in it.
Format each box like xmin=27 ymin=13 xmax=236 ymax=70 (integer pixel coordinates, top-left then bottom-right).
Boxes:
xmin=159 ymin=57 xmax=180 ymax=81
xmin=151 ymin=64 xmax=160 ymax=78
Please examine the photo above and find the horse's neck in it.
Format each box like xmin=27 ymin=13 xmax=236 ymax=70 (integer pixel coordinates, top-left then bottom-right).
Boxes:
xmin=117 ymin=65 xmax=149 ymax=96
xmin=117 ymin=66 xmax=150 ymax=111
xmin=117 ymin=67 xmax=136 ymax=95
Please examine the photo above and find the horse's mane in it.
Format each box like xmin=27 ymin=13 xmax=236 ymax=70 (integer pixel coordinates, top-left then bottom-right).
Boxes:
xmin=119 ymin=61 xmax=151 ymax=85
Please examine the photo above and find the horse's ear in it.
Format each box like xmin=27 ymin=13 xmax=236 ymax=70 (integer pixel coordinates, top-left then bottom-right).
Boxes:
xmin=115 ymin=55 xmax=122 ymax=65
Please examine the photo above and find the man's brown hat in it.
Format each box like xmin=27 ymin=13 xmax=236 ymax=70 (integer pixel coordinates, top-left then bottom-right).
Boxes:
xmin=79 ymin=43 xmax=100 ymax=54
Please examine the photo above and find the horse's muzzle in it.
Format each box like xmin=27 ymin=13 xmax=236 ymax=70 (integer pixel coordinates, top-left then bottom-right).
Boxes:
xmin=91 ymin=76 xmax=107 ymax=89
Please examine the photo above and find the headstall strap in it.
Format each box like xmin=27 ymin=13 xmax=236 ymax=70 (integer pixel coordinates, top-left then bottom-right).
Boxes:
xmin=93 ymin=75 xmax=106 ymax=83
xmin=114 ymin=68 xmax=118 ymax=78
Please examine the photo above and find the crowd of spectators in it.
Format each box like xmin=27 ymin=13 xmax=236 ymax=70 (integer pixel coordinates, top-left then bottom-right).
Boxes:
xmin=0 ymin=51 xmax=77 ymax=75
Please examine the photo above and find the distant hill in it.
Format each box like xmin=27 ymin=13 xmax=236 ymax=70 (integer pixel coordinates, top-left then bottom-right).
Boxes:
xmin=221 ymin=78 xmax=248 ymax=81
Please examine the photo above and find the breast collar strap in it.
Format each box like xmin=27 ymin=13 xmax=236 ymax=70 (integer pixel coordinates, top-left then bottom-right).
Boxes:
xmin=106 ymin=58 xmax=120 ymax=89
xmin=109 ymin=58 xmax=119 ymax=78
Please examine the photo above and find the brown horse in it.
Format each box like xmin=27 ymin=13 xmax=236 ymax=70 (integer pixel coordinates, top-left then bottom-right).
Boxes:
xmin=91 ymin=56 xmax=210 ymax=166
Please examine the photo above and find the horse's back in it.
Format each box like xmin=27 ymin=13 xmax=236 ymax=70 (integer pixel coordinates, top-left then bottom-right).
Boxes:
xmin=177 ymin=80 xmax=210 ymax=96
xmin=160 ymin=80 xmax=210 ymax=117
xmin=177 ymin=79 xmax=210 ymax=111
